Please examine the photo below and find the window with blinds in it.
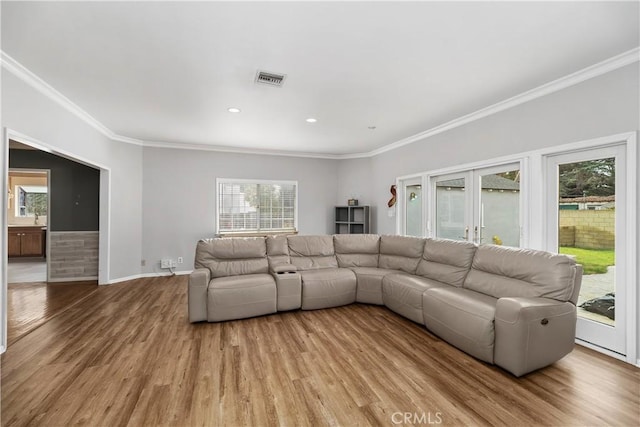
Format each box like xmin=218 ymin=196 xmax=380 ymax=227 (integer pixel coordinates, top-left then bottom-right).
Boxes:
xmin=217 ymin=179 xmax=297 ymax=233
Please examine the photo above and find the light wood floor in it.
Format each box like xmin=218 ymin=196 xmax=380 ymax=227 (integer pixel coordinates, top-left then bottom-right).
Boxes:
xmin=1 ymin=276 xmax=638 ymax=426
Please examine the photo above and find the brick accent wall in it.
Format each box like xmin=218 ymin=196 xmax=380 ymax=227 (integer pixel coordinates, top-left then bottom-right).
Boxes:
xmin=559 ymin=210 xmax=615 ymax=249
xmin=49 ymin=231 xmax=99 ymax=281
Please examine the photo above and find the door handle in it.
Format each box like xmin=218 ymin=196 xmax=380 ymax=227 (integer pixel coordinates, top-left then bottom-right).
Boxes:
xmin=459 ymin=226 xmax=469 ymax=240
xmin=474 ymin=226 xmax=479 ymax=244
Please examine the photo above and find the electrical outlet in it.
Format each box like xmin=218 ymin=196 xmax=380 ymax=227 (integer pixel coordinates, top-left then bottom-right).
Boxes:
xmin=177 ymin=257 xmax=183 ymax=264
xmin=160 ymin=259 xmax=171 ymax=268
xmin=141 ymin=259 xmax=146 ymax=267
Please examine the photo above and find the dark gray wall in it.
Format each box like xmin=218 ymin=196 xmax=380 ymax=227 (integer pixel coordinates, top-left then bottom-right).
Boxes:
xmin=9 ymin=146 xmax=100 ymax=232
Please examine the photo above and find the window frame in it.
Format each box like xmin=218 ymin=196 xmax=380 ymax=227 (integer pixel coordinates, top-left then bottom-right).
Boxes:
xmin=14 ymin=185 xmax=48 ymax=218
xmin=215 ymin=178 xmax=298 ymax=235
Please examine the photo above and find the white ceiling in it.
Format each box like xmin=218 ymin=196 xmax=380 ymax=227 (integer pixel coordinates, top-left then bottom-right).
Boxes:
xmin=2 ymin=1 xmax=639 ymax=156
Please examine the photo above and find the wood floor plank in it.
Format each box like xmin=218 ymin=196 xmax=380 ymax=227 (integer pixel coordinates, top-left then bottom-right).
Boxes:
xmin=2 ymin=275 xmax=639 ymax=426
xmin=6 ymin=281 xmax=98 ymax=346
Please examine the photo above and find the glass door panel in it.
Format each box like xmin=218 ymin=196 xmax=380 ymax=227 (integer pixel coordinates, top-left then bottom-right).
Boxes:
xmin=476 ymin=167 xmax=521 ymax=247
xmin=558 ymin=157 xmax=616 ymax=326
xmin=435 ymin=175 xmax=470 ymax=241
xmin=405 ymin=184 xmax=422 ymax=237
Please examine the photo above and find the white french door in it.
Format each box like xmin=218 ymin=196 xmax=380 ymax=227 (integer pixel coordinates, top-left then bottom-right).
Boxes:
xmin=545 ymin=145 xmax=627 ymax=355
xmin=432 ymin=172 xmax=471 ymax=240
xmin=430 ymin=162 xmax=522 ymax=247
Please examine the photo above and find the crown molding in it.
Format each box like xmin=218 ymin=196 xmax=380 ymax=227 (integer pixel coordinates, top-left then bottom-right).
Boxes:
xmin=142 ymin=139 xmax=344 ymax=159
xmin=363 ymin=47 xmax=640 ymax=158
xmin=0 ymin=51 xmax=144 ymax=146
xmin=2 ymin=47 xmax=638 ymax=159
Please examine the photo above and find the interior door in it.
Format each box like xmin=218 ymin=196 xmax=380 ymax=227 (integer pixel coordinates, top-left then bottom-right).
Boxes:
xmin=545 ymin=145 xmax=627 ymax=355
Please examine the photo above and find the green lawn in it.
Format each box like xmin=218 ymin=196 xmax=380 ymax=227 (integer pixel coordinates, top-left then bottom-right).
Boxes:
xmin=559 ymin=247 xmax=615 ymax=275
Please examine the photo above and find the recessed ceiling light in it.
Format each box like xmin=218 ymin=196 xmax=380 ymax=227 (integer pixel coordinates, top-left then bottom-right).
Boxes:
xmin=305 ymin=118 xmax=317 ymax=123
xmin=227 ymin=107 xmax=241 ymax=113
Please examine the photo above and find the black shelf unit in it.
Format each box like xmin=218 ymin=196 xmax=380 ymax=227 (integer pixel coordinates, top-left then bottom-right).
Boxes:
xmin=335 ymin=206 xmax=370 ymax=234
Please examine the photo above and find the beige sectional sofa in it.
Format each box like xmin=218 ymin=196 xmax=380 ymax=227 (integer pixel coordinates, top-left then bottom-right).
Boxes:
xmin=189 ymin=234 xmax=583 ymax=376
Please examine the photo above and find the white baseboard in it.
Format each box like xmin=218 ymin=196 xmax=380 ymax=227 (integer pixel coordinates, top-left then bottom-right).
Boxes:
xmin=107 ymin=270 xmax=192 ymax=285
xmin=48 ymin=276 xmax=98 ymax=283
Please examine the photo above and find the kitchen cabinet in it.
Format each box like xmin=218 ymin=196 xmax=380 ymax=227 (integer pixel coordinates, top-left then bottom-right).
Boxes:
xmin=8 ymin=227 xmax=46 ymax=257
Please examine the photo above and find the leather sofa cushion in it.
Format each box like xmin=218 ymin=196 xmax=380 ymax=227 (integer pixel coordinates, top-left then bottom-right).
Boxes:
xmin=207 ymin=273 xmax=276 ymax=322
xmin=416 ymin=238 xmax=476 ymax=287
xmin=288 ymin=235 xmax=338 ymax=270
xmin=464 ymin=245 xmax=577 ymax=302
xmin=299 ymin=268 xmax=356 ymax=310
xmin=195 ymin=238 xmax=268 ymax=278
xmin=382 ymin=273 xmax=447 ymax=325
xmin=350 ymin=267 xmax=400 ymax=305
xmin=266 ymin=235 xmax=291 ymax=269
xmin=378 ymin=235 xmax=425 ymax=274
xmin=334 ymin=234 xmax=380 ymax=267
xmin=423 ymin=287 xmax=497 ymax=363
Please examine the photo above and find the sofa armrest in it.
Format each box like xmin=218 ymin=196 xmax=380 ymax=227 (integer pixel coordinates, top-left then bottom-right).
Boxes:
xmin=188 ymin=268 xmax=210 ymax=323
xmin=270 ymin=264 xmax=298 ymax=274
xmin=494 ymin=297 xmax=576 ymax=377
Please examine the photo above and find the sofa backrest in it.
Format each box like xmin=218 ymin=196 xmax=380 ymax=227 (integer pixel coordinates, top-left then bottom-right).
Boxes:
xmin=194 ymin=237 xmax=268 ymax=278
xmin=416 ymin=238 xmax=476 ymax=287
xmin=334 ymin=234 xmax=380 ymax=268
xmin=378 ymin=235 xmax=425 ymax=274
xmin=287 ymin=235 xmax=338 ymax=270
xmin=464 ymin=245 xmax=577 ymax=302
xmin=266 ymin=235 xmax=290 ymax=269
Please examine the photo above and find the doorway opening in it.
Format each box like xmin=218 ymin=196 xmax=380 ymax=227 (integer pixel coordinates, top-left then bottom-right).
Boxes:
xmin=3 ymin=133 xmax=109 ymax=351
xmin=7 ymin=168 xmax=49 ymax=284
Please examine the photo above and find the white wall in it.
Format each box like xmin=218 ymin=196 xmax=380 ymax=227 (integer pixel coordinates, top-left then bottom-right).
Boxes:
xmin=141 ymin=147 xmax=338 ymax=274
xmin=1 ymin=70 xmax=143 ymax=281
xmin=335 ymin=157 xmax=374 ymax=229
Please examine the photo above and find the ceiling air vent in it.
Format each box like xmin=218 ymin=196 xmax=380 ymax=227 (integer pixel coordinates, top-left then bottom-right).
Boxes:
xmin=255 ymin=70 xmax=286 ymax=87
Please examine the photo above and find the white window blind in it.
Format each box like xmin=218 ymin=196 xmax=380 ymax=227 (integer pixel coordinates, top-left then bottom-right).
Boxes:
xmin=217 ymin=179 xmax=297 ymax=233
